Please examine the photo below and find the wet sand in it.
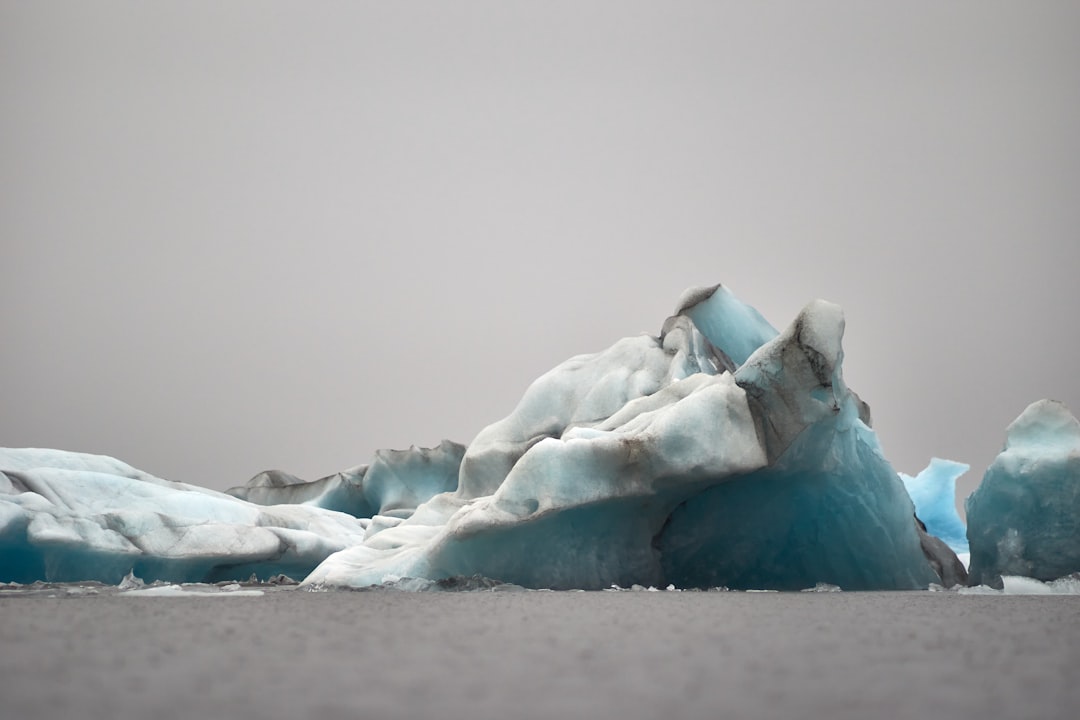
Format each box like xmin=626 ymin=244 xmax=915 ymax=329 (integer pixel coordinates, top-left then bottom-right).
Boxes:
xmin=2 ymin=590 xmax=1077 ymax=720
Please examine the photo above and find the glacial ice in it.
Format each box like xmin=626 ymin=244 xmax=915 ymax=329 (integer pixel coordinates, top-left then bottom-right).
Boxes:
xmin=303 ymin=288 xmax=943 ymax=591
xmin=1 ymin=284 xmax=977 ymax=590
xmin=656 ymin=302 xmax=939 ymax=591
xmin=227 ymin=440 xmax=465 ymax=521
xmin=965 ymin=400 xmax=1080 ymax=588
xmin=900 ymin=458 xmax=970 ymax=555
xmin=0 ymin=448 xmax=368 ymax=584
xmin=673 ymin=283 xmax=778 ymax=368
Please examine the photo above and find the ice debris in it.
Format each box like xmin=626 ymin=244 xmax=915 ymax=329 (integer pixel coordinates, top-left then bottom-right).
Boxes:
xmin=119 ymin=584 xmax=265 ymax=598
xmin=957 ymin=573 xmax=1080 ymax=596
xmin=965 ymin=400 xmax=1080 ymax=588
xmin=801 ymin=583 xmax=843 ymax=593
xmin=117 ymin=570 xmax=145 ymax=591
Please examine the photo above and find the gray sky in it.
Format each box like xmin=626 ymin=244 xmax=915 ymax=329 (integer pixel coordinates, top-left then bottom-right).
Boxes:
xmin=3 ymin=2 xmax=1078 ymax=512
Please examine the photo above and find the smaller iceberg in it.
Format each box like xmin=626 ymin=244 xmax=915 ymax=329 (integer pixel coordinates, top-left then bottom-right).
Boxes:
xmin=0 ymin=284 xmax=974 ymax=591
xmin=0 ymin=448 xmax=369 ymax=584
xmin=900 ymin=458 xmax=970 ymax=555
xmin=965 ymin=400 xmax=1080 ymax=588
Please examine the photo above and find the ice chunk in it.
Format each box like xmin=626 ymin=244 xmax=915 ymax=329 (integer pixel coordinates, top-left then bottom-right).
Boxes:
xmin=117 ymin=570 xmax=145 ymax=590
xmin=801 ymin=583 xmax=842 ymax=592
xmin=900 ymin=458 xmax=970 ymax=555
xmin=0 ymin=449 xmax=368 ymax=584
xmin=958 ymin=574 xmax=1080 ymax=595
xmin=965 ymin=400 xmax=1080 ymax=587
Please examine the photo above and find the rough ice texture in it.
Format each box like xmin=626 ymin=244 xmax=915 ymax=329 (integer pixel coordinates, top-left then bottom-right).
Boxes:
xmin=0 ymin=448 xmax=368 ymax=584
xmin=655 ymin=300 xmax=939 ymax=591
xmin=2 ymin=284 xmax=957 ymax=590
xmin=900 ymin=458 xmax=970 ymax=555
xmin=226 ymin=440 xmax=465 ymax=520
xmin=965 ymin=400 xmax=1080 ymax=588
xmin=305 ymin=287 xmax=943 ymax=591
xmin=957 ymin=573 xmax=1080 ymax=595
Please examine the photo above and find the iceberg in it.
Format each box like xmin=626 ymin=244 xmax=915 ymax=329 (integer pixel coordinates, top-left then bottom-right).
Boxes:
xmin=899 ymin=458 xmax=971 ymax=587
xmin=900 ymin=458 xmax=970 ymax=555
xmin=0 ymin=448 xmax=368 ymax=584
xmin=965 ymin=400 xmax=1080 ymax=588
xmin=2 ymin=284 xmax=963 ymax=590
xmin=303 ymin=287 xmax=945 ymax=591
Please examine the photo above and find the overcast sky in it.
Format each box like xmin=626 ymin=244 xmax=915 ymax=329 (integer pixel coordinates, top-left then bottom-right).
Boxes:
xmin=3 ymin=2 xmax=1078 ymax=511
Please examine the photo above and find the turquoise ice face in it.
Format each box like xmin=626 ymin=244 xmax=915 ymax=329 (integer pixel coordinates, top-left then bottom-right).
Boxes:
xmin=901 ymin=458 xmax=970 ymax=556
xmin=966 ymin=400 xmax=1080 ymax=588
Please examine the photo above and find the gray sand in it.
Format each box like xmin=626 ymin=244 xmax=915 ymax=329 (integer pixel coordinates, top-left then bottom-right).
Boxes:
xmin=2 ymin=590 xmax=1078 ymax=720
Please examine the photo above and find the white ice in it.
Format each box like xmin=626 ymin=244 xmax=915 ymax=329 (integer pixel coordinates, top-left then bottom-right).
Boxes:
xmin=0 ymin=448 xmax=367 ymax=584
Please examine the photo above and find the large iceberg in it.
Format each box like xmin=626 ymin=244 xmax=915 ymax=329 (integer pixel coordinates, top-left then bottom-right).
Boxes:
xmin=966 ymin=400 xmax=1080 ymax=588
xmin=2 ymin=284 xmax=963 ymax=590
xmin=302 ymin=286 xmax=943 ymax=590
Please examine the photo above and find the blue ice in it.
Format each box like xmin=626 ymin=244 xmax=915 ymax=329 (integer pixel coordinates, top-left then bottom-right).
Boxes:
xmin=966 ymin=400 xmax=1080 ymax=587
xmin=900 ymin=458 xmax=970 ymax=555
xmin=0 ymin=448 xmax=368 ymax=584
xmin=305 ymin=294 xmax=943 ymax=591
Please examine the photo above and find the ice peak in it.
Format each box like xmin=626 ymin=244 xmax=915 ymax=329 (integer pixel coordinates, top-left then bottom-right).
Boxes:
xmin=674 ymin=283 xmax=778 ymax=368
xmin=1004 ymin=399 xmax=1080 ymax=452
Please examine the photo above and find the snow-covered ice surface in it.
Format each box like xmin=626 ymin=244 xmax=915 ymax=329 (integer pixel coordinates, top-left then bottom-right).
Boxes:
xmin=1 ymin=588 xmax=1078 ymax=720
xmin=955 ymin=574 xmax=1080 ymax=595
xmin=118 ymin=584 xmax=266 ymax=597
xmin=966 ymin=400 xmax=1080 ymax=587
